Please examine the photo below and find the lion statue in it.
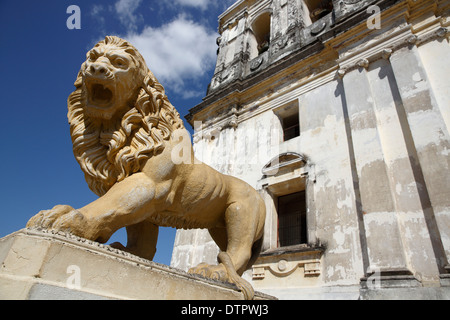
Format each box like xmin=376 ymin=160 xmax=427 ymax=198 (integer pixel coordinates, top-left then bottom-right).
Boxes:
xmin=26 ymin=36 xmax=265 ymax=299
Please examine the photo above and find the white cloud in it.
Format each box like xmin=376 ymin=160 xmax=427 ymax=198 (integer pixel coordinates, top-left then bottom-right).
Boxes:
xmin=167 ymin=0 xmax=237 ymax=13
xmin=173 ymin=0 xmax=211 ymax=10
xmin=125 ymin=16 xmax=218 ymax=98
xmin=90 ymin=4 xmax=104 ymax=16
xmin=114 ymin=0 xmax=143 ymax=32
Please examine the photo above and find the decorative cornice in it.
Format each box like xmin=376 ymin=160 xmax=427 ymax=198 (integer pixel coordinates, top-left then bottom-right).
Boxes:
xmin=187 ymin=0 xmax=449 ymax=134
xmin=335 ymin=20 xmax=447 ymax=77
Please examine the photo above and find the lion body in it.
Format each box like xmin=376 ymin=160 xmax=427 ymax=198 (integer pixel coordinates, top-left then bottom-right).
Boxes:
xmin=142 ymin=149 xmax=264 ymax=231
xmin=27 ymin=36 xmax=265 ymax=299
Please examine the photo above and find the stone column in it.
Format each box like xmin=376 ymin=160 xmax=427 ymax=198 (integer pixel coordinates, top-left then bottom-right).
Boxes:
xmin=300 ymin=79 xmax=365 ymax=285
xmin=389 ymin=44 xmax=450 ymax=274
xmin=417 ymin=37 xmax=450 ymax=132
xmin=342 ymin=66 xmax=410 ymax=274
xmin=366 ymin=57 xmax=441 ymax=283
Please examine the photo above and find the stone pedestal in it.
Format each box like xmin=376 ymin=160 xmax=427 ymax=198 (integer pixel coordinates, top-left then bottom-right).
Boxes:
xmin=0 ymin=229 xmax=274 ymax=300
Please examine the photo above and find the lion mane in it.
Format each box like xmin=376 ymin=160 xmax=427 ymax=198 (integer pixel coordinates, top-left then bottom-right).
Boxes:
xmin=67 ymin=36 xmax=184 ymax=196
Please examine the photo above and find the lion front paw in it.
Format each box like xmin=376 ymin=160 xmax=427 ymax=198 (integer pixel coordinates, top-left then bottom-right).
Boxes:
xmin=188 ymin=263 xmax=230 ymax=282
xmin=26 ymin=204 xmax=89 ymax=238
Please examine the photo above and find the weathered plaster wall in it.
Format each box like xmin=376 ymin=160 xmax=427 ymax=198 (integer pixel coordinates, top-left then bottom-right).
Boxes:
xmin=173 ymin=0 xmax=450 ymax=299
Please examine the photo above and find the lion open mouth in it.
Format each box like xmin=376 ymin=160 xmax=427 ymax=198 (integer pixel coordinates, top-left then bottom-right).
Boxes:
xmin=90 ymin=83 xmax=114 ymax=106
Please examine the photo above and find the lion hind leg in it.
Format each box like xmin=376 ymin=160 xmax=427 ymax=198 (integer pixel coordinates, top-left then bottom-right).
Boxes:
xmin=215 ymin=202 xmax=260 ymax=299
xmin=224 ymin=202 xmax=260 ymax=275
xmin=187 ymin=253 xmax=255 ymax=300
xmin=188 ymin=201 xmax=262 ymax=299
xmin=218 ymin=251 xmax=254 ymax=300
xmin=208 ymin=224 xmax=254 ymax=276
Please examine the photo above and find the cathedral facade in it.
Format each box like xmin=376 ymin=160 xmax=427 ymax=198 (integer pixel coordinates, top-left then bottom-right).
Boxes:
xmin=171 ymin=0 xmax=450 ymax=299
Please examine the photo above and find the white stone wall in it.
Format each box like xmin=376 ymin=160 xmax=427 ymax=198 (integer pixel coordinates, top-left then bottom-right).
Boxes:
xmin=172 ymin=0 xmax=450 ymax=299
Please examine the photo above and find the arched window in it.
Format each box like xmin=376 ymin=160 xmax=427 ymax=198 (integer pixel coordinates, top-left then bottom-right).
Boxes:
xmin=252 ymin=12 xmax=271 ymax=55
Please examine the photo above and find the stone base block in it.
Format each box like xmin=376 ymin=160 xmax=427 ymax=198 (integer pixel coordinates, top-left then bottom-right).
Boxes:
xmin=0 ymin=229 xmax=274 ymax=300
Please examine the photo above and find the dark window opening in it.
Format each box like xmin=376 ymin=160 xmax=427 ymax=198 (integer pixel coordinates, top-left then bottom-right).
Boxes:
xmin=277 ymin=191 xmax=307 ymax=247
xmin=282 ymin=113 xmax=300 ymax=141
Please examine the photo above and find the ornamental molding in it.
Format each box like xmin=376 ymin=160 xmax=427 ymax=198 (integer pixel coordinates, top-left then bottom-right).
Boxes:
xmin=252 ymin=247 xmax=323 ymax=280
xmin=336 ymin=23 xmax=448 ymax=77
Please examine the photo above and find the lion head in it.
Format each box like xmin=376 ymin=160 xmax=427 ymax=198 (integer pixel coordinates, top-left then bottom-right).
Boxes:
xmin=68 ymin=36 xmax=184 ymax=196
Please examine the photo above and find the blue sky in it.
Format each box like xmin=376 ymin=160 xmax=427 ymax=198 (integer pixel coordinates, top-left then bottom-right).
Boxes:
xmin=0 ymin=0 xmax=235 ymax=266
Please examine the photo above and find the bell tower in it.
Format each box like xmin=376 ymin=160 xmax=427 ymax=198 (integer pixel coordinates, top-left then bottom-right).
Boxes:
xmin=199 ymin=0 xmax=337 ymax=97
